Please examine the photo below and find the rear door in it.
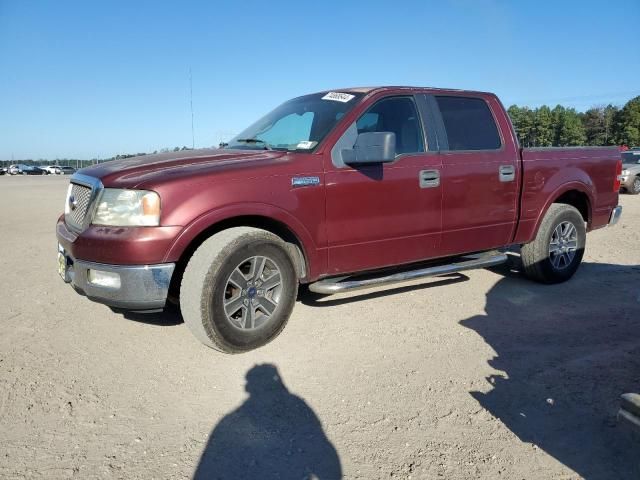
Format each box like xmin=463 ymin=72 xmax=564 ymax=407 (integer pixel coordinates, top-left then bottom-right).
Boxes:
xmin=430 ymin=94 xmax=520 ymax=256
xmin=324 ymin=94 xmax=442 ymax=275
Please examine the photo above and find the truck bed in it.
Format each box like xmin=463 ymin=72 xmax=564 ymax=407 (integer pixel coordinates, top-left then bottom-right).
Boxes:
xmin=514 ymin=146 xmax=620 ymax=243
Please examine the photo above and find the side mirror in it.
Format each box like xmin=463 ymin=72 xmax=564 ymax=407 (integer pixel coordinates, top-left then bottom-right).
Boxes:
xmin=342 ymin=132 xmax=396 ymax=165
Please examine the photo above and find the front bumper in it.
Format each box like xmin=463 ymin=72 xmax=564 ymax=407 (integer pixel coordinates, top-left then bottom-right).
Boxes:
xmin=609 ymin=205 xmax=623 ymax=226
xmin=59 ymin=250 xmax=175 ymax=311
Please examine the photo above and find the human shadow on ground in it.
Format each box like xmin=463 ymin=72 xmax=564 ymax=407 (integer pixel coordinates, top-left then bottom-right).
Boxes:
xmin=462 ymin=259 xmax=640 ymax=479
xmin=194 ymin=364 xmax=342 ymax=480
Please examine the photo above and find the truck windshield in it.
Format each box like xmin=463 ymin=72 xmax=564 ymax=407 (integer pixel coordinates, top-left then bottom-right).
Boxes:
xmin=225 ymin=92 xmax=363 ymax=152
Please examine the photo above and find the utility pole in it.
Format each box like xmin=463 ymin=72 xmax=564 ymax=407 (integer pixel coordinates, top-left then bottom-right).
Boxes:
xmin=189 ymin=68 xmax=195 ymax=149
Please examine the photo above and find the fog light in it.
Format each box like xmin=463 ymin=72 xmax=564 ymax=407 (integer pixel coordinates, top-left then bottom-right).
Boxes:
xmin=87 ymin=269 xmax=121 ymax=289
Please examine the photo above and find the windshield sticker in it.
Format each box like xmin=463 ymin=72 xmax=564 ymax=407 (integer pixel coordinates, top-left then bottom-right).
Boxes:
xmin=296 ymin=141 xmax=317 ymax=150
xmin=322 ymin=92 xmax=355 ymax=103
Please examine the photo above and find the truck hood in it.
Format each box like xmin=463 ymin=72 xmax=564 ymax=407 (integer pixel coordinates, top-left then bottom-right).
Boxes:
xmin=78 ymin=148 xmax=289 ymax=188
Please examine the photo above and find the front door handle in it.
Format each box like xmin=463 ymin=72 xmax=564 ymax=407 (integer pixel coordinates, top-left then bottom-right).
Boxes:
xmin=419 ymin=169 xmax=440 ymax=188
xmin=499 ymin=165 xmax=515 ymax=182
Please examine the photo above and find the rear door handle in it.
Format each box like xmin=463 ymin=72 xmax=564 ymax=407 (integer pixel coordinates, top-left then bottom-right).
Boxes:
xmin=419 ymin=169 xmax=440 ymax=188
xmin=499 ymin=165 xmax=515 ymax=182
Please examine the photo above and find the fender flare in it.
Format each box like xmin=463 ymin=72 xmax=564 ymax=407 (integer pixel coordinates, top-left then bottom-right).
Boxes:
xmin=163 ymin=202 xmax=320 ymax=278
xmin=530 ymin=179 xmax=595 ymax=240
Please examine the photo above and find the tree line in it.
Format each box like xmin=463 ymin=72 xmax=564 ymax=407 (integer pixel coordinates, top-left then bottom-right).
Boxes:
xmin=507 ymin=96 xmax=640 ymax=148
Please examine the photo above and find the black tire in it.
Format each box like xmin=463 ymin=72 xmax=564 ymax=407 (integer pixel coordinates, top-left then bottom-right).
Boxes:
xmin=180 ymin=227 xmax=298 ymax=353
xmin=521 ymin=203 xmax=586 ymax=284
xmin=630 ymin=176 xmax=640 ymax=195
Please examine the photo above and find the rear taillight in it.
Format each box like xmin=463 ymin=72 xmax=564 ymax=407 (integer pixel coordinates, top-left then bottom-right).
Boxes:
xmin=614 ymin=159 xmax=622 ymax=192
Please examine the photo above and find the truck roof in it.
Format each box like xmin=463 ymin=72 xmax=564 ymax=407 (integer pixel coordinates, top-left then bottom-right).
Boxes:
xmin=323 ymin=86 xmax=495 ymax=97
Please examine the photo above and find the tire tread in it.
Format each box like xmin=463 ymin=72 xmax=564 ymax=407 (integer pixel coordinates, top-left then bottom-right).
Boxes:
xmin=521 ymin=203 xmax=585 ymax=284
xmin=180 ymin=227 xmax=297 ymax=353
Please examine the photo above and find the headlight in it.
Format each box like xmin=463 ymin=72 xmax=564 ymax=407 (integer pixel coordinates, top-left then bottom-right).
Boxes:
xmin=92 ymin=189 xmax=161 ymax=226
xmin=621 ymin=169 xmax=629 ymax=181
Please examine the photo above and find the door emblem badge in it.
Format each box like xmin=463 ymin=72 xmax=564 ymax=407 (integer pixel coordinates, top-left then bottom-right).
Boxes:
xmin=291 ymin=176 xmax=320 ymax=188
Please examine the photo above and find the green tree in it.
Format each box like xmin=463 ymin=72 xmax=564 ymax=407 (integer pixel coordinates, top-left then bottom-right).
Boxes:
xmin=508 ymin=105 xmax=535 ymax=146
xmin=551 ymin=105 xmax=566 ymax=145
xmin=583 ymin=107 xmax=606 ymax=145
xmin=603 ymin=105 xmax=619 ymax=145
xmin=557 ymin=108 xmax=586 ymax=146
xmin=616 ymin=96 xmax=640 ymax=147
xmin=534 ymin=105 xmax=554 ymax=146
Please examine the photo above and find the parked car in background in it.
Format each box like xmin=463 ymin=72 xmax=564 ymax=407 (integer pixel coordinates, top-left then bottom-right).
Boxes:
xmin=0 ymin=167 xmax=7 ymax=175
xmin=20 ymin=165 xmax=48 ymax=175
xmin=620 ymin=150 xmax=640 ymax=194
xmin=56 ymin=86 xmax=623 ymax=353
xmin=41 ymin=165 xmax=61 ymax=175
xmin=57 ymin=166 xmax=76 ymax=175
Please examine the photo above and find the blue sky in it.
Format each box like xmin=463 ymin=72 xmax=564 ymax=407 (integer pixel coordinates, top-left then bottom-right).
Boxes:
xmin=1 ymin=0 xmax=639 ymax=159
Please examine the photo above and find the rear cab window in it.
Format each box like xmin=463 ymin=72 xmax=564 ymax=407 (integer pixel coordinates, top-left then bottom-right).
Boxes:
xmin=435 ymin=96 xmax=501 ymax=151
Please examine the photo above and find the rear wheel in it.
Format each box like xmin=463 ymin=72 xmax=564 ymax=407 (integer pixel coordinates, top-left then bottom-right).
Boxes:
xmin=180 ymin=227 xmax=298 ymax=353
xmin=521 ymin=203 xmax=586 ymax=284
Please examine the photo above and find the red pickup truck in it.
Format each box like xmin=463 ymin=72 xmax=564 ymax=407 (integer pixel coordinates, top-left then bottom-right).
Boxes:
xmin=56 ymin=86 xmax=623 ymax=353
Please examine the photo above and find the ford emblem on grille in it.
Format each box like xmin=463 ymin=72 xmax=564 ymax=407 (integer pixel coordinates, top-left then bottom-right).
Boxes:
xmin=68 ymin=195 xmax=78 ymax=211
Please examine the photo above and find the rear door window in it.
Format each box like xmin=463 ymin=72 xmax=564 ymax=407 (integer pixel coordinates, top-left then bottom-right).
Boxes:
xmin=435 ymin=96 xmax=501 ymax=151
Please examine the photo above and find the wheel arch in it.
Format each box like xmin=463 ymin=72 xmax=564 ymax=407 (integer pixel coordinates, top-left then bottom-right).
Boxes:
xmin=165 ymin=208 xmax=316 ymax=302
xmin=552 ymin=189 xmax=591 ymax=224
xmin=526 ymin=182 xmax=594 ymax=243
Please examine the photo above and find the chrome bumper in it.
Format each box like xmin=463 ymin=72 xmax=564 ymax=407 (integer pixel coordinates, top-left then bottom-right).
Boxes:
xmin=609 ymin=205 xmax=623 ymax=226
xmin=61 ymin=254 xmax=175 ymax=311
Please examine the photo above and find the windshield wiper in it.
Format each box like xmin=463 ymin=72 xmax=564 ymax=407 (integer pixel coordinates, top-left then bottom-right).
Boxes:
xmin=234 ymin=138 xmax=272 ymax=150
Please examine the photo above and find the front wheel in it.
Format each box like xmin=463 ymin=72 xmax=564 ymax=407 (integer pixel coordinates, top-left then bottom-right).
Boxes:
xmin=630 ymin=176 xmax=640 ymax=195
xmin=521 ymin=203 xmax=586 ymax=284
xmin=180 ymin=227 xmax=298 ymax=353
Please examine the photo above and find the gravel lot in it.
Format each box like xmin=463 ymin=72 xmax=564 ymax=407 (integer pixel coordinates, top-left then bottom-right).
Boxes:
xmin=1 ymin=175 xmax=639 ymax=479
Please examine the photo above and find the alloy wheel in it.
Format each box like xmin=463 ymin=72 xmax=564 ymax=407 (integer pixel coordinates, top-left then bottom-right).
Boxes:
xmin=222 ymin=256 xmax=283 ymax=330
xmin=548 ymin=221 xmax=578 ymax=270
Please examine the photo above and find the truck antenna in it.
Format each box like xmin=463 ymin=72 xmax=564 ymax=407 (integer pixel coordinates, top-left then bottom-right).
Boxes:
xmin=189 ymin=68 xmax=195 ymax=149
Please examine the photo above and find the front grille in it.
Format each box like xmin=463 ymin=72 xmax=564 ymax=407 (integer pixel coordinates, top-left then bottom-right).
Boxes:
xmin=66 ymin=183 xmax=93 ymax=231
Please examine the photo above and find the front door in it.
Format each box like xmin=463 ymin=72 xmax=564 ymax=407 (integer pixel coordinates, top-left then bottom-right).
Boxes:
xmin=324 ymin=95 xmax=442 ymax=275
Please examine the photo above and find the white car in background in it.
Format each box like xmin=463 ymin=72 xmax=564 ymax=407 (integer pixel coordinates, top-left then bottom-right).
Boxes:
xmin=40 ymin=165 xmax=61 ymax=174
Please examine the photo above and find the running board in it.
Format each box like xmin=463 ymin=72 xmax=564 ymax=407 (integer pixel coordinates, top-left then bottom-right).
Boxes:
xmin=308 ymin=252 xmax=508 ymax=295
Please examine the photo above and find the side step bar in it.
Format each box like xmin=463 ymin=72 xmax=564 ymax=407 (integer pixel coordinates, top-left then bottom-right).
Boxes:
xmin=308 ymin=252 xmax=508 ymax=295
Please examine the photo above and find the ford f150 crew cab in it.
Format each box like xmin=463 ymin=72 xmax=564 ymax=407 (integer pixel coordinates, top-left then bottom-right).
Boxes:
xmin=56 ymin=86 xmax=623 ymax=353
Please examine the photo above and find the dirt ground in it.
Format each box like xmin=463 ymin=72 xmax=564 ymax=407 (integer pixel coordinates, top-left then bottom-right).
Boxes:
xmin=1 ymin=175 xmax=639 ymax=479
